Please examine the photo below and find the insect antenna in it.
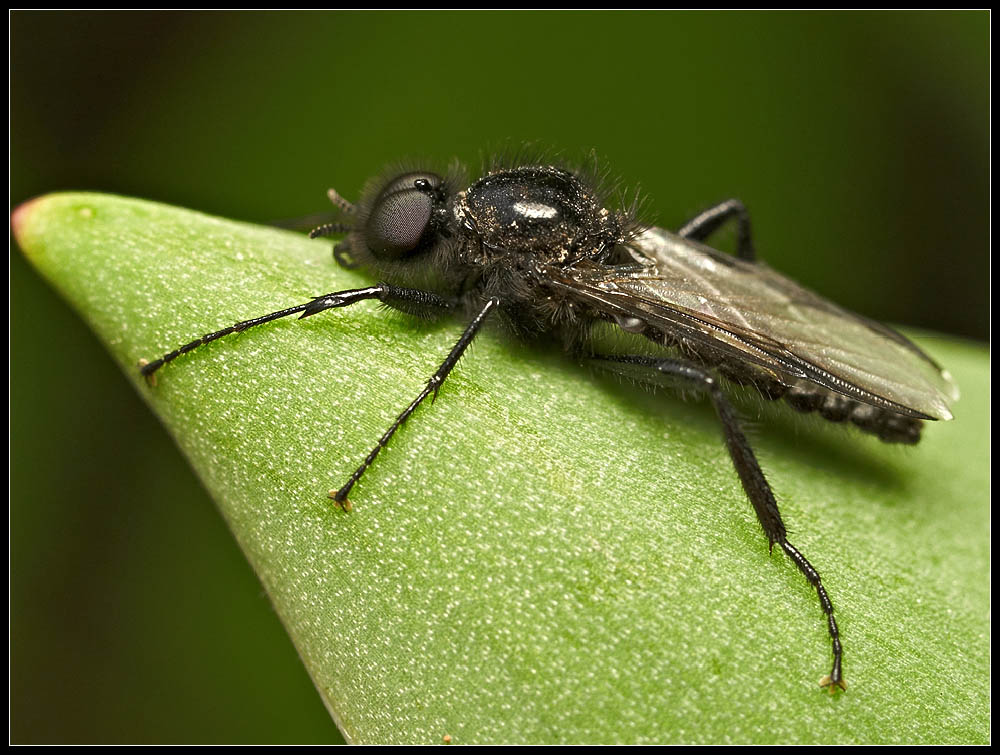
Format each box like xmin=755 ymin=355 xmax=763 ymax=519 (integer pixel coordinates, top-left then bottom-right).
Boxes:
xmin=303 ymin=187 xmax=359 ymax=266
xmin=309 ymin=187 xmax=357 ymax=238
xmin=308 ymin=223 xmax=352 ymax=239
xmin=326 ymin=187 xmax=356 ymax=215
xmin=269 ymin=188 xmax=355 ymax=235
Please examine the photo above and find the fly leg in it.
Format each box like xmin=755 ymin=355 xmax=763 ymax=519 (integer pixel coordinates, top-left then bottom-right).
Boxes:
xmin=677 ymin=198 xmax=755 ymax=262
xmin=330 ymin=297 xmax=500 ymax=512
xmin=594 ymin=353 xmax=845 ymax=692
xmin=138 ymin=284 xmax=455 ymax=382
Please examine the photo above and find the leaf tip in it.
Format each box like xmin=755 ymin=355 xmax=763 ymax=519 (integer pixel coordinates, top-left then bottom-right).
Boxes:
xmin=10 ymin=195 xmax=46 ymax=250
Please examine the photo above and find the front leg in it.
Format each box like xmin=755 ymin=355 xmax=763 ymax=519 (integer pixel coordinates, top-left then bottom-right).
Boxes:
xmin=139 ymin=284 xmax=456 ymax=381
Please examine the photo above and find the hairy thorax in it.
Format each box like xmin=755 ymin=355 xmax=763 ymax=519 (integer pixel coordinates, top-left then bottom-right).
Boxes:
xmin=452 ymin=165 xmax=626 ymax=268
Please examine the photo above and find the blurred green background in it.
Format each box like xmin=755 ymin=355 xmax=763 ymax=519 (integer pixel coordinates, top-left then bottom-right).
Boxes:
xmin=10 ymin=11 xmax=988 ymax=744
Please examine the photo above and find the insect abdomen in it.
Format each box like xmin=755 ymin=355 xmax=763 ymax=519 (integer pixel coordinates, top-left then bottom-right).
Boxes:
xmin=781 ymin=382 xmax=923 ymax=444
xmin=710 ymin=358 xmax=924 ymax=445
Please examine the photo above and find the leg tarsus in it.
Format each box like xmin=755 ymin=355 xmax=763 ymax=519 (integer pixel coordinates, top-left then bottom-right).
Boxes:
xmin=780 ymin=539 xmax=845 ymax=692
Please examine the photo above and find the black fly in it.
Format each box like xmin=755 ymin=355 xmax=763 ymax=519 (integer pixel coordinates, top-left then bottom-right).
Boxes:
xmin=139 ymin=156 xmax=959 ymax=694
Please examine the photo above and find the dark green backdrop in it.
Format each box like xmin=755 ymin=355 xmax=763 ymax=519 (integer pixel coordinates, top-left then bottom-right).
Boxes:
xmin=10 ymin=11 xmax=988 ymax=744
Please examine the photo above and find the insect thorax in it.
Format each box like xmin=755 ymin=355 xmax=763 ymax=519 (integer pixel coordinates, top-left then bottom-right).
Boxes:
xmin=453 ymin=166 xmax=627 ymax=267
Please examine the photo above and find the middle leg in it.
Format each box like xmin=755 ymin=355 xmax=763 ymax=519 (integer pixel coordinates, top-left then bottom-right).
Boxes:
xmin=330 ymin=297 xmax=501 ymax=511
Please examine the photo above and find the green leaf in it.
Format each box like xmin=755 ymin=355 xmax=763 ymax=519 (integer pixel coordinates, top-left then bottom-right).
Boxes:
xmin=13 ymin=192 xmax=989 ymax=744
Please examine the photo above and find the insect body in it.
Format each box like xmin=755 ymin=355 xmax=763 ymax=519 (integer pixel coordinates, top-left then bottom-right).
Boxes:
xmin=140 ymin=158 xmax=959 ymax=693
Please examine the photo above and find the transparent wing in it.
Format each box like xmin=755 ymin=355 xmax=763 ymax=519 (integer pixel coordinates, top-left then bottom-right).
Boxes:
xmin=549 ymin=227 xmax=959 ymax=420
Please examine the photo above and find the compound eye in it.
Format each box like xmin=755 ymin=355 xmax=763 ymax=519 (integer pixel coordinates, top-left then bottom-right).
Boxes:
xmin=366 ymin=173 xmax=442 ymax=258
xmin=378 ymin=171 xmax=442 ymax=198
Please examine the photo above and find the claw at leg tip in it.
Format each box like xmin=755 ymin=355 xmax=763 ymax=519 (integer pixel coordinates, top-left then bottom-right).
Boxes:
xmin=329 ymin=490 xmax=352 ymax=512
xmin=820 ymin=674 xmax=847 ymax=693
xmin=137 ymin=359 xmax=156 ymax=386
